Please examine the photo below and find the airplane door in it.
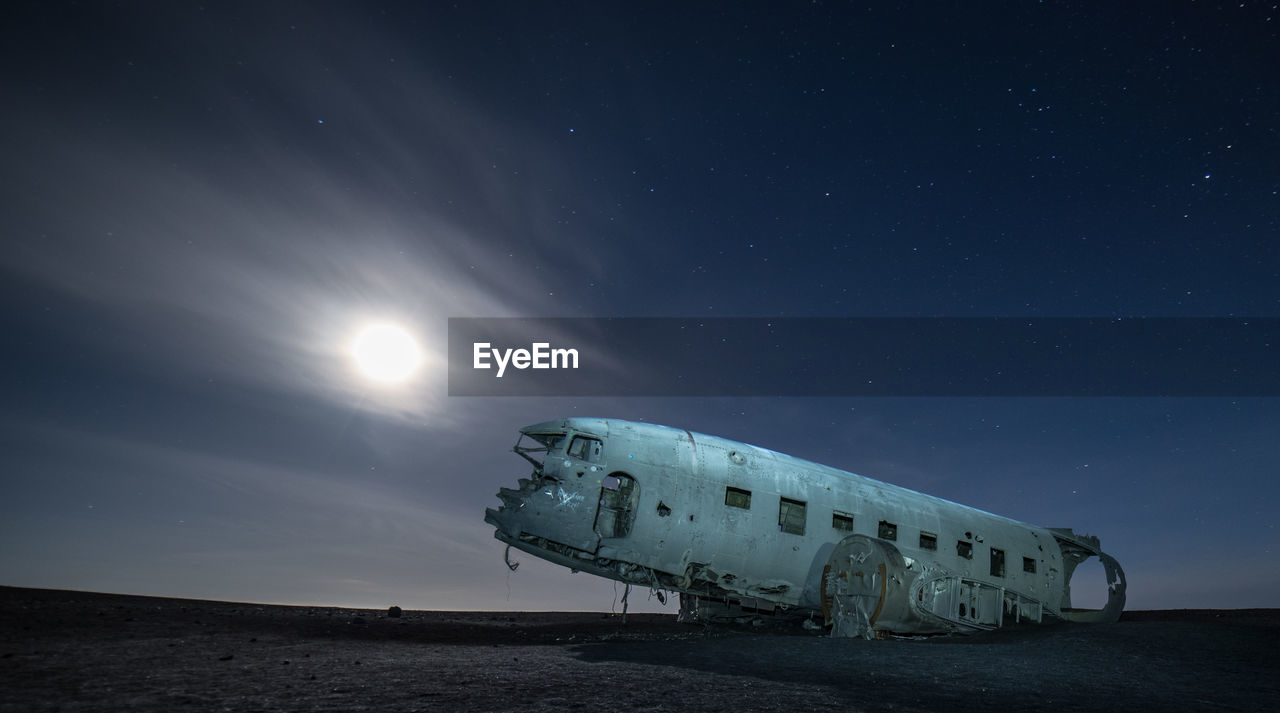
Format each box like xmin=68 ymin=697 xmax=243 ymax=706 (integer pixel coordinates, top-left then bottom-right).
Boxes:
xmin=595 ymin=473 xmax=638 ymax=538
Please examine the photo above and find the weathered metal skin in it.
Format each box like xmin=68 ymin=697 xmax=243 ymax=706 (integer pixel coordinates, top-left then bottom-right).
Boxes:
xmin=484 ymin=417 xmax=1126 ymax=637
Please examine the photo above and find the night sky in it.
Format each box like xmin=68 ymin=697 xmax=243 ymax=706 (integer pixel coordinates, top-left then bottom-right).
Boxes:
xmin=2 ymin=2 xmax=1277 ymax=613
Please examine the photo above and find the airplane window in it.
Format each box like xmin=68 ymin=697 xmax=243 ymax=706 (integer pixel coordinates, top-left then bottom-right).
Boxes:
xmin=919 ymin=532 xmax=938 ymax=550
xmin=832 ymin=511 xmax=853 ymax=532
xmin=1023 ymin=557 xmax=1037 ymax=573
xmin=779 ymin=498 xmax=806 ymax=535
xmin=725 ymin=486 xmax=751 ymax=509
xmin=990 ymin=548 xmax=1006 ymax=577
xmin=957 ymin=540 xmax=973 ymax=559
xmin=878 ymin=520 xmax=897 ymax=541
xmin=567 ymin=436 xmax=603 ymax=463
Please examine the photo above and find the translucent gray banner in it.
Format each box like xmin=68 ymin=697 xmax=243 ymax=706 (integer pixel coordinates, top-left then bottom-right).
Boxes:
xmin=447 ymin=318 xmax=1278 ymax=396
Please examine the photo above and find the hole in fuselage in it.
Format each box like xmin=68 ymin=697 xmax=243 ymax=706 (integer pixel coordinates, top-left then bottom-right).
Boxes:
xmin=1066 ymin=557 xmax=1111 ymax=610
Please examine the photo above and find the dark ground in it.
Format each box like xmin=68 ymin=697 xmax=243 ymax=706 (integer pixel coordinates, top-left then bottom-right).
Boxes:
xmin=1 ymin=586 xmax=1275 ymax=712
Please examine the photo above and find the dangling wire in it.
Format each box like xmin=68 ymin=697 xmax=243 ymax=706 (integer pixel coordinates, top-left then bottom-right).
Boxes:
xmin=503 ymin=544 xmax=519 ymax=571
xmin=645 ymin=568 xmax=667 ymax=605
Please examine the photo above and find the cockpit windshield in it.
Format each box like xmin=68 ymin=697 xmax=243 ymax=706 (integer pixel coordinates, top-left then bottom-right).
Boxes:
xmin=513 ymin=431 xmax=565 ymax=468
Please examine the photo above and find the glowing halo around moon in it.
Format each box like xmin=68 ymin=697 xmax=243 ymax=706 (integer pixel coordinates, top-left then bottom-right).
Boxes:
xmin=351 ymin=323 xmax=423 ymax=383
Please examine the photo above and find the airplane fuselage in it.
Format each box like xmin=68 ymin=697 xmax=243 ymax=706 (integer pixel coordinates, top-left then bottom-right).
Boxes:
xmin=484 ymin=418 xmax=1125 ymax=637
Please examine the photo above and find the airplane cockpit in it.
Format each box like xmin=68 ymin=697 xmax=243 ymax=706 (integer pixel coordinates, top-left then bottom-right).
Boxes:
xmin=487 ymin=420 xmax=640 ymax=571
xmin=513 ymin=421 xmax=607 ymax=467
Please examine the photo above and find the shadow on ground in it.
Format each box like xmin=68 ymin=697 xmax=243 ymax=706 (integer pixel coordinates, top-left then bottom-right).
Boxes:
xmin=568 ymin=610 xmax=1275 ymax=712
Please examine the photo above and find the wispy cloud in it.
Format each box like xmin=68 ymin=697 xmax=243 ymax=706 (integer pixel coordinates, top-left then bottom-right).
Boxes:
xmin=2 ymin=4 xmax=611 ymax=422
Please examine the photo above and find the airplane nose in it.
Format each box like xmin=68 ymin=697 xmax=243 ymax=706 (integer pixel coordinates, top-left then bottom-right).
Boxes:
xmin=484 ymin=507 xmax=509 ymax=533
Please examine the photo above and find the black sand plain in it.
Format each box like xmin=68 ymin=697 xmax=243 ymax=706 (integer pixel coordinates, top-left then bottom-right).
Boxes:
xmin=1 ymin=586 xmax=1275 ymax=712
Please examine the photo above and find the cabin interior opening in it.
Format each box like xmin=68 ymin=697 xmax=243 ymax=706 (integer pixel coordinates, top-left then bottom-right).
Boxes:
xmin=594 ymin=472 xmax=637 ymax=538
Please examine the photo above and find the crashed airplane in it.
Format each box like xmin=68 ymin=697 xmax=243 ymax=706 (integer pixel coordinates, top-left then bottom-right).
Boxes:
xmin=484 ymin=418 xmax=1126 ymax=638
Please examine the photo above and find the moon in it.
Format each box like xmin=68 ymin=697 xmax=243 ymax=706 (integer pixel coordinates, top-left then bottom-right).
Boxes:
xmin=351 ymin=323 xmax=422 ymax=383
